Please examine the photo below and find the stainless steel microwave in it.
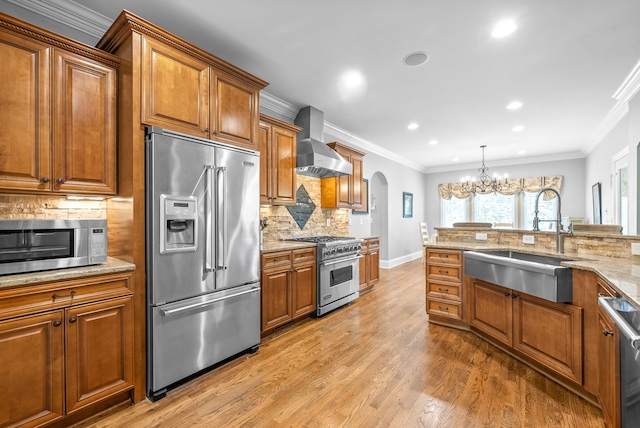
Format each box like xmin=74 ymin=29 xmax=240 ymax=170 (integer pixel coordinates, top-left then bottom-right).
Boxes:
xmin=0 ymin=219 xmax=107 ymax=276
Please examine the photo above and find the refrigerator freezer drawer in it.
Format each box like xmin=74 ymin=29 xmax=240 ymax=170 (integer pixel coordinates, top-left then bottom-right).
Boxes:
xmin=148 ymin=284 xmax=260 ymax=397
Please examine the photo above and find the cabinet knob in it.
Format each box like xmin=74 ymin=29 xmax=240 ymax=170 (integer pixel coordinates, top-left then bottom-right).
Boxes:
xmin=504 ymin=292 xmax=511 ymax=297
xmin=213 ymin=130 xmax=218 ymax=135
xmin=205 ymin=128 xmax=210 ymax=133
xmin=53 ymin=320 xmax=62 ymax=327
xmin=603 ymin=329 xmax=614 ymax=337
xmin=69 ymin=316 xmax=77 ymax=323
xmin=40 ymin=177 xmax=50 ymax=183
xmin=56 ymin=178 xmax=64 ymax=184
xmin=511 ymin=293 xmax=517 ymax=299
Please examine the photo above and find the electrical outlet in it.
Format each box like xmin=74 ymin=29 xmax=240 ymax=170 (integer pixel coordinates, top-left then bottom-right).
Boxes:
xmin=523 ymin=235 xmax=535 ymax=244
xmin=632 ymin=243 xmax=640 ymax=255
xmin=475 ymin=233 xmax=487 ymax=240
xmin=326 ymin=218 xmax=331 ymax=227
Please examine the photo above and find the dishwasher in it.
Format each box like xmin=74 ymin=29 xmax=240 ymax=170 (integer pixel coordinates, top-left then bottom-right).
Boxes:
xmin=598 ymin=296 xmax=640 ymax=427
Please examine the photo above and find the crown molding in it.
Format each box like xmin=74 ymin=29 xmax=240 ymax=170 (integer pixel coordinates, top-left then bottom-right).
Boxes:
xmin=424 ymin=151 xmax=585 ymax=174
xmin=584 ymin=57 xmax=640 ymax=154
xmin=323 ymin=122 xmax=428 ymax=173
xmin=259 ymin=91 xmax=299 ymax=120
xmin=6 ymin=0 xmax=111 ymax=38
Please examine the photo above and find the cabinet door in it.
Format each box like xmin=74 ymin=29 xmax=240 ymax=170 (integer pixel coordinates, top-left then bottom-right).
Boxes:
xmin=271 ymin=126 xmax=297 ymax=205
xmin=53 ymin=49 xmax=117 ymax=194
xmin=350 ymin=154 xmax=364 ymax=208
xmin=142 ymin=36 xmax=210 ymax=137
xmin=368 ymin=250 xmax=380 ymax=286
xmin=0 ymin=311 xmax=64 ymax=427
xmin=470 ymin=280 xmax=513 ymax=347
xmin=261 ymin=268 xmax=292 ymax=331
xmin=211 ymin=70 xmax=259 ymax=149
xmin=358 ymin=252 xmax=367 ymax=291
xmin=335 ymin=149 xmax=352 ymax=208
xmin=0 ymin=30 xmax=51 ymax=192
xmin=65 ymin=296 xmax=133 ymax=414
xmin=292 ymin=262 xmax=316 ymax=318
xmin=513 ymin=293 xmax=583 ymax=384
xmin=597 ymin=306 xmax=620 ymax=428
xmin=258 ymin=123 xmax=272 ymax=204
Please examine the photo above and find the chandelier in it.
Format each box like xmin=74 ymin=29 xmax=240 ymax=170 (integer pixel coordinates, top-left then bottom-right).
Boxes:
xmin=460 ymin=145 xmax=510 ymax=194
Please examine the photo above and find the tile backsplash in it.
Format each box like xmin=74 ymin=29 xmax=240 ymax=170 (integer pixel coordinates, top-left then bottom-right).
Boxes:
xmin=0 ymin=195 xmax=107 ymax=219
xmin=260 ymin=175 xmax=349 ymax=242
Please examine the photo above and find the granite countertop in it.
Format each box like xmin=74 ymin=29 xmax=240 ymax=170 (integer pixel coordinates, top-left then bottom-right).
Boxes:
xmin=425 ymin=242 xmax=640 ymax=310
xmin=260 ymin=241 xmax=317 ymax=254
xmin=0 ymin=257 xmax=136 ymax=290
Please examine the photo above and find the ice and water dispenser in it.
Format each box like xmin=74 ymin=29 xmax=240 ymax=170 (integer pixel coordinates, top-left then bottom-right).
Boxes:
xmin=160 ymin=195 xmax=198 ymax=254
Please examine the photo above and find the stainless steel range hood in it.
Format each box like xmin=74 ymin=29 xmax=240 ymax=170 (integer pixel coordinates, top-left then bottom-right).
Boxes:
xmin=294 ymin=106 xmax=352 ymax=178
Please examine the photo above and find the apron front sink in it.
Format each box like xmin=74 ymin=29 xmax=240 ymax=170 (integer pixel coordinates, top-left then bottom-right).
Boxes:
xmin=464 ymin=250 xmax=573 ymax=303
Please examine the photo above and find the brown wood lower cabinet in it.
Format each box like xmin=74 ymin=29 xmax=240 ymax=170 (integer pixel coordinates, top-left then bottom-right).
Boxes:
xmin=0 ymin=272 xmax=134 ymax=428
xmin=469 ymin=278 xmax=583 ymax=385
xmin=359 ymin=238 xmax=379 ymax=294
xmin=261 ymin=248 xmax=316 ymax=335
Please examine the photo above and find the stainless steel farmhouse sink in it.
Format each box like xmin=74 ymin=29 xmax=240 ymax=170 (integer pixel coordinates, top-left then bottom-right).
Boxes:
xmin=464 ymin=250 xmax=573 ymax=303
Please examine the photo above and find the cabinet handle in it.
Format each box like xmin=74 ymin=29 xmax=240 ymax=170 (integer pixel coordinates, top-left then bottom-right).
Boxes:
xmin=69 ymin=316 xmax=77 ymax=323
xmin=504 ymin=292 xmax=511 ymax=297
xmin=56 ymin=178 xmax=64 ymax=184
xmin=53 ymin=320 xmax=62 ymax=327
xmin=438 ymin=287 xmax=449 ymax=293
xmin=40 ymin=177 xmax=50 ymax=183
xmin=438 ymin=270 xmax=448 ymax=274
xmin=52 ymin=290 xmax=76 ymax=300
xmin=438 ymin=305 xmax=449 ymax=312
xmin=603 ymin=329 xmax=614 ymax=337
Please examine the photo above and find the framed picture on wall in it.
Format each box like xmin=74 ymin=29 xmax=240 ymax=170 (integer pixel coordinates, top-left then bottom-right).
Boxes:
xmin=592 ymin=182 xmax=602 ymax=224
xmin=403 ymin=192 xmax=413 ymax=218
xmin=352 ymin=179 xmax=369 ymax=214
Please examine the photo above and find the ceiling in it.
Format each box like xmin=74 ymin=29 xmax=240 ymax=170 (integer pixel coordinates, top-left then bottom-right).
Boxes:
xmin=3 ymin=0 xmax=640 ymax=173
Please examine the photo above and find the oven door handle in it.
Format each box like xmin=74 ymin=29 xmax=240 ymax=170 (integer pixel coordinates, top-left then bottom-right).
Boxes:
xmin=321 ymin=254 xmax=363 ymax=267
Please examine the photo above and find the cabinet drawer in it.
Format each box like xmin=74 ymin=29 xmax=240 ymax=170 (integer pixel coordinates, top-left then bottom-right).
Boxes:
xmin=427 ymin=297 xmax=462 ymax=320
xmin=292 ymin=248 xmax=316 ymax=265
xmin=367 ymin=239 xmax=379 ymax=250
xmin=0 ymin=273 xmax=133 ymax=321
xmin=427 ymin=280 xmax=461 ymax=300
xmin=261 ymin=251 xmax=292 ymax=269
xmin=427 ymin=249 xmax=461 ymax=265
xmin=427 ymin=264 xmax=462 ymax=283
xmin=597 ymin=277 xmax=617 ymax=298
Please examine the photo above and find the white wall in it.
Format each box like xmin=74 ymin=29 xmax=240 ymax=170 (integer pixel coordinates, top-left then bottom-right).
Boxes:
xmin=424 ymin=158 xmax=586 ymax=235
xmin=585 ymin=86 xmax=640 ymax=235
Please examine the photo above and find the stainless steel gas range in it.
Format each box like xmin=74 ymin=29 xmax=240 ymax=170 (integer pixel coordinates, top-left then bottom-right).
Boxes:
xmin=285 ymin=236 xmax=363 ymax=316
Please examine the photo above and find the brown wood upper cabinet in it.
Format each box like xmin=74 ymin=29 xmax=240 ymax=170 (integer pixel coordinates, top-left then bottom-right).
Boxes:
xmin=259 ymin=114 xmax=300 ymax=205
xmin=321 ymin=142 xmax=365 ymax=209
xmin=141 ymin=33 xmax=264 ymax=150
xmin=0 ymin=14 xmax=118 ymax=195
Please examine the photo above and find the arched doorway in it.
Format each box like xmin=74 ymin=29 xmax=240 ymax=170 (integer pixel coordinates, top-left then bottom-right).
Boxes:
xmin=370 ymin=171 xmax=389 ymax=263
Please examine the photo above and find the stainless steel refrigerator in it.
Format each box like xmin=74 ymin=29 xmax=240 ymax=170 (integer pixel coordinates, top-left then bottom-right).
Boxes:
xmin=145 ymin=127 xmax=260 ymax=401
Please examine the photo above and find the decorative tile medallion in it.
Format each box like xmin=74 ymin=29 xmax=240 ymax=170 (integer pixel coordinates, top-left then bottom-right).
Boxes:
xmin=286 ymin=184 xmax=316 ymax=229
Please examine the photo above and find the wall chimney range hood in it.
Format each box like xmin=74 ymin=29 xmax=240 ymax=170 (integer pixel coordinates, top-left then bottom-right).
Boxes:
xmin=294 ymin=106 xmax=352 ymax=178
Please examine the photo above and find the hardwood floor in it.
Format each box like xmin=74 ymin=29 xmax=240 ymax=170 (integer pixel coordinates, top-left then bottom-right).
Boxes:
xmin=74 ymin=259 xmax=605 ymax=428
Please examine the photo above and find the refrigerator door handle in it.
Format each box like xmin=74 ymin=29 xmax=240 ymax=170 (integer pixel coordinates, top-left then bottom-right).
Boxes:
xmin=204 ymin=165 xmax=215 ymax=272
xmin=159 ymin=286 xmax=259 ymax=316
xmin=216 ymin=166 xmax=227 ymax=271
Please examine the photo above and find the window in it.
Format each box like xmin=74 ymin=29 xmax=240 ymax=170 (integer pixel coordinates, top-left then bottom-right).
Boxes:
xmin=441 ymin=196 xmax=467 ymax=227
xmin=523 ymin=191 xmax=558 ymax=231
xmin=440 ymin=191 xmax=558 ymax=230
xmin=474 ymin=193 xmax=515 ymax=227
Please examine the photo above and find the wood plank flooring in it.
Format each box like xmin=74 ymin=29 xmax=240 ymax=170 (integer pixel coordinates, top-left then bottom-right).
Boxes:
xmin=74 ymin=259 xmax=605 ymax=427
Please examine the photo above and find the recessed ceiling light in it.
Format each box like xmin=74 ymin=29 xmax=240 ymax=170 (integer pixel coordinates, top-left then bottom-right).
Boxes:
xmin=340 ymin=70 xmax=365 ymax=88
xmin=408 ymin=123 xmax=419 ymax=130
xmin=452 ymin=158 xmax=460 ymax=162
xmin=429 ymin=140 xmax=438 ymax=145
xmin=506 ymin=101 xmax=523 ymax=110
xmin=492 ymin=20 xmax=517 ymax=38
xmin=512 ymin=125 xmax=525 ymax=132
xmin=403 ymin=52 xmax=430 ymax=66
xmin=517 ymin=150 xmax=526 ymax=155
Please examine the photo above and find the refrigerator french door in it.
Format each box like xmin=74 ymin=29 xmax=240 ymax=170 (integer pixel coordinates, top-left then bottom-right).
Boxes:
xmin=146 ymin=127 xmax=260 ymax=401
